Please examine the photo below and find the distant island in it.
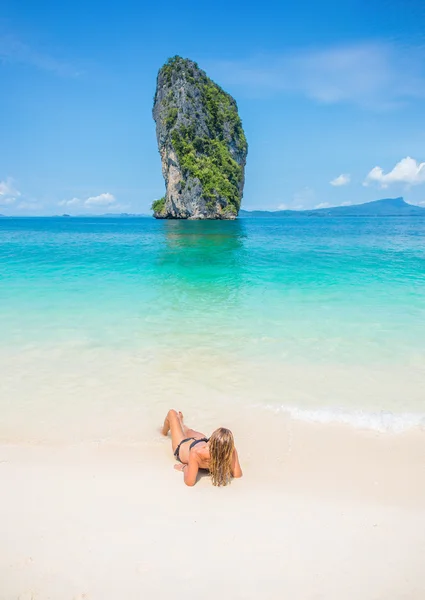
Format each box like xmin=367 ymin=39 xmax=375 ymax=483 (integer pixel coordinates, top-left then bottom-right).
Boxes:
xmin=0 ymin=213 xmax=151 ymax=218
xmin=1 ymin=198 xmax=424 ymax=219
xmin=240 ymin=197 xmax=425 ymax=217
xmin=59 ymin=213 xmax=151 ymax=218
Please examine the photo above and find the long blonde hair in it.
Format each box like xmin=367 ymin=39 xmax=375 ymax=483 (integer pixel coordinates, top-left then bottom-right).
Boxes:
xmin=209 ymin=428 xmax=234 ymax=486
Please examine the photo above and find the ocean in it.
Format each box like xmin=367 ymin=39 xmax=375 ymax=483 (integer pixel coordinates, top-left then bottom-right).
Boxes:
xmin=1 ymin=216 xmax=424 ymax=442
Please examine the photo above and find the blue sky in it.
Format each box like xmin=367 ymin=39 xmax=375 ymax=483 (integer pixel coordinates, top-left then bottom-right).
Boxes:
xmin=1 ymin=0 xmax=425 ymax=215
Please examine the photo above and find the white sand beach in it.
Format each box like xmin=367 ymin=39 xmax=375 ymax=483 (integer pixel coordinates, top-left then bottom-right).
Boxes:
xmin=1 ymin=345 xmax=425 ymax=599
xmin=1 ymin=419 xmax=424 ymax=600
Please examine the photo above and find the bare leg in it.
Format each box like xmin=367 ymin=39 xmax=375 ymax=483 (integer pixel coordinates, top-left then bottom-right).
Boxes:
xmin=178 ymin=412 xmax=207 ymax=440
xmin=161 ymin=410 xmax=207 ymax=452
xmin=161 ymin=409 xmax=186 ymax=452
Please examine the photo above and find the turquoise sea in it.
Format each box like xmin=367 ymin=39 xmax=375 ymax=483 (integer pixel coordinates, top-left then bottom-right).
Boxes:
xmin=1 ymin=216 xmax=425 ymax=440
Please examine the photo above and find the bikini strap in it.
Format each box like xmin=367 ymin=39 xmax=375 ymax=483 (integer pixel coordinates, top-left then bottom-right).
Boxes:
xmin=174 ymin=437 xmax=196 ymax=462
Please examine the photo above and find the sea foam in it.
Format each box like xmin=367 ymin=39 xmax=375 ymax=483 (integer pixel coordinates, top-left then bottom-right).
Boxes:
xmin=278 ymin=405 xmax=425 ymax=433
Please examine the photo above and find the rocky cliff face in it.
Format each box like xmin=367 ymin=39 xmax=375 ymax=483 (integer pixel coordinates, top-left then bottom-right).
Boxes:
xmin=152 ymin=56 xmax=248 ymax=219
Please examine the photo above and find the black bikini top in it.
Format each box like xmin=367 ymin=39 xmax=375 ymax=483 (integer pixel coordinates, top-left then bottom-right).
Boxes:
xmin=189 ymin=437 xmax=209 ymax=450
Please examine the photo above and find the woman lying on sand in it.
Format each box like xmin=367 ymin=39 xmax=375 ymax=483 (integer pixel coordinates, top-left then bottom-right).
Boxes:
xmin=162 ymin=409 xmax=243 ymax=486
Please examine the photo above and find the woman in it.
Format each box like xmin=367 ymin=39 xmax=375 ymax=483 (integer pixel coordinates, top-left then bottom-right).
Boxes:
xmin=161 ymin=409 xmax=243 ymax=487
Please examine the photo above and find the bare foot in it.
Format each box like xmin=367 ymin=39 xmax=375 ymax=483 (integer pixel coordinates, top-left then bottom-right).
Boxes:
xmin=178 ymin=411 xmax=188 ymax=435
xmin=161 ymin=410 xmax=185 ymax=436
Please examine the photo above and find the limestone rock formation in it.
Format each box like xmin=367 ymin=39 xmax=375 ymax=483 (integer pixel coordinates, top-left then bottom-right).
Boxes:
xmin=152 ymin=56 xmax=248 ymax=219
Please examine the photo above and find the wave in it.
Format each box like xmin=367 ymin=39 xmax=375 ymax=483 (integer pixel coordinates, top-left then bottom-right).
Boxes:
xmin=267 ymin=405 xmax=425 ymax=433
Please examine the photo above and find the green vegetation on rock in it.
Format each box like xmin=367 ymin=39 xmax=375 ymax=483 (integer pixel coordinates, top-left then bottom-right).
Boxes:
xmin=171 ymin=127 xmax=242 ymax=213
xmin=164 ymin=107 xmax=178 ymax=129
xmin=200 ymin=80 xmax=247 ymax=154
xmin=153 ymin=56 xmax=247 ymax=219
xmin=151 ymin=196 xmax=166 ymax=214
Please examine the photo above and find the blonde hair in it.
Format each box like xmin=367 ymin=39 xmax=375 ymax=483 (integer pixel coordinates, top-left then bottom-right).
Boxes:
xmin=209 ymin=428 xmax=234 ymax=487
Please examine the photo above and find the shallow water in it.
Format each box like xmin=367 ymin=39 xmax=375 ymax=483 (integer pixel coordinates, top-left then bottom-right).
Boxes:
xmin=1 ymin=216 xmax=424 ymax=438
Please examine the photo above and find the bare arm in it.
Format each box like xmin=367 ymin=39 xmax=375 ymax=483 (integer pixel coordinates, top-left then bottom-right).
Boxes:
xmin=231 ymin=448 xmax=243 ymax=478
xmin=174 ymin=452 xmax=200 ymax=486
xmin=184 ymin=451 xmax=200 ymax=486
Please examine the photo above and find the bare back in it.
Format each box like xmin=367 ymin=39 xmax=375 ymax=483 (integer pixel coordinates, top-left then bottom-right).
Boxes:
xmin=162 ymin=409 xmax=243 ymax=486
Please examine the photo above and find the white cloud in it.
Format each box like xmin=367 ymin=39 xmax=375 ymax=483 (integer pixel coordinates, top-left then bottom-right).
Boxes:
xmin=58 ymin=197 xmax=81 ymax=207
xmin=341 ymin=201 xmax=352 ymax=206
xmin=330 ymin=173 xmax=350 ymax=186
xmin=0 ymin=177 xmax=21 ymax=205
xmin=315 ymin=202 xmax=331 ymax=209
xmin=277 ymin=203 xmax=288 ymax=210
xmin=207 ymin=42 xmax=425 ymax=108
xmin=0 ymin=178 xmax=44 ymax=213
xmin=364 ymin=157 xmax=425 ymax=188
xmin=85 ymin=192 xmax=116 ymax=207
xmin=58 ymin=192 xmax=117 ymax=212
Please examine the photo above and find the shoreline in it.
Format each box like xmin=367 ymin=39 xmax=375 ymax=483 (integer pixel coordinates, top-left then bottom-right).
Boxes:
xmin=2 ymin=420 xmax=425 ymax=599
xmin=1 ymin=337 xmax=424 ymax=597
xmin=1 ymin=344 xmax=425 ymax=445
xmin=1 ymin=417 xmax=424 ymax=505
